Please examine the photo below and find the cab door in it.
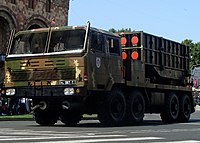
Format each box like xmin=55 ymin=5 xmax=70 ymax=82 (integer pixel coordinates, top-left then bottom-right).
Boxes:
xmin=106 ymin=36 xmax=123 ymax=87
xmin=88 ymin=31 xmax=109 ymax=90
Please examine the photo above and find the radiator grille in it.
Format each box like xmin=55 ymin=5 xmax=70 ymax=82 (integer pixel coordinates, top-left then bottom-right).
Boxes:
xmin=11 ymin=68 xmax=75 ymax=81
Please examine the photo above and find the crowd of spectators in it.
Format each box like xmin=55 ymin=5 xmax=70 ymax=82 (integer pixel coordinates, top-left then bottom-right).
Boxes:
xmin=0 ymin=97 xmax=31 ymax=116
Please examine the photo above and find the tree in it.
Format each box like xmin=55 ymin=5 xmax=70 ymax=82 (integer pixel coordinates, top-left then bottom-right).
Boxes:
xmin=108 ymin=28 xmax=117 ymax=33
xmin=182 ymin=39 xmax=200 ymax=69
xmin=192 ymin=42 xmax=200 ymax=66
xmin=109 ymin=28 xmax=133 ymax=33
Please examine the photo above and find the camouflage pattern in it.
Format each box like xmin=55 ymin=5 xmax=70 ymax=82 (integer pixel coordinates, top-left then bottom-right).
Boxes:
xmin=5 ymin=56 xmax=85 ymax=87
xmin=4 ymin=25 xmax=191 ymax=98
xmin=3 ymin=25 xmax=195 ymax=126
xmin=3 ymin=24 xmax=124 ymax=97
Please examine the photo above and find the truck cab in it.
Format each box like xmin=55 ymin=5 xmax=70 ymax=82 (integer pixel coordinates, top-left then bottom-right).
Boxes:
xmin=2 ymin=23 xmax=125 ymax=126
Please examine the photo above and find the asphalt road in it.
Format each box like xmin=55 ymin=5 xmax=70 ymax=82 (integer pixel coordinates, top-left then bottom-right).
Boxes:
xmin=0 ymin=106 xmax=200 ymax=143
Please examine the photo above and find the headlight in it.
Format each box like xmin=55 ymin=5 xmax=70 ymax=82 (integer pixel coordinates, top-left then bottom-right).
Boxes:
xmin=6 ymin=89 xmax=15 ymax=96
xmin=64 ymin=88 xmax=74 ymax=95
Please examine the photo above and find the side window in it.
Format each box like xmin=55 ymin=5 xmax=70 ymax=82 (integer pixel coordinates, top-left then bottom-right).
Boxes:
xmin=90 ymin=32 xmax=105 ymax=52
xmin=107 ymin=37 xmax=120 ymax=55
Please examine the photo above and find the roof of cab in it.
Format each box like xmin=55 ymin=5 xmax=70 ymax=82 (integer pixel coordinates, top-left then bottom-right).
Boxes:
xmin=15 ymin=25 xmax=119 ymax=38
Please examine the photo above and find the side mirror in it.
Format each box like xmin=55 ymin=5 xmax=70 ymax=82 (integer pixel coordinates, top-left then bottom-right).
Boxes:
xmin=0 ymin=54 xmax=6 ymax=68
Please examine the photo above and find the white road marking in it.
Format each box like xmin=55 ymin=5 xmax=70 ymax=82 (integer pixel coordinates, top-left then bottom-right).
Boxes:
xmin=130 ymin=128 xmax=200 ymax=134
xmin=0 ymin=135 xmax=126 ymax=141
xmin=180 ymin=122 xmax=200 ymax=125
xmin=0 ymin=127 xmax=200 ymax=143
xmin=28 ymin=137 xmax=164 ymax=143
xmin=0 ymin=128 xmax=164 ymax=142
xmin=152 ymin=140 xmax=200 ymax=143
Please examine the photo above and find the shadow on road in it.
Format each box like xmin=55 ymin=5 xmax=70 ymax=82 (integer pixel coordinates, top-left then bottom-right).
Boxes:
xmin=28 ymin=118 xmax=200 ymax=128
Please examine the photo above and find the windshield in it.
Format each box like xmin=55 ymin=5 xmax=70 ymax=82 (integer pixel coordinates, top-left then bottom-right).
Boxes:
xmin=10 ymin=31 xmax=48 ymax=54
xmin=48 ymin=29 xmax=85 ymax=53
xmin=10 ymin=29 xmax=86 ymax=55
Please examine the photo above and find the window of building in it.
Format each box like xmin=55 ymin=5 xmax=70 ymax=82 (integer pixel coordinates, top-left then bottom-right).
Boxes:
xmin=46 ymin=0 xmax=51 ymax=12
xmin=10 ymin=0 xmax=16 ymax=4
xmin=28 ymin=0 xmax=34 ymax=9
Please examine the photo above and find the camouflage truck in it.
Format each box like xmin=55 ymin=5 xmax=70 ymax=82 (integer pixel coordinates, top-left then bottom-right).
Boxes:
xmin=1 ymin=23 xmax=194 ymax=126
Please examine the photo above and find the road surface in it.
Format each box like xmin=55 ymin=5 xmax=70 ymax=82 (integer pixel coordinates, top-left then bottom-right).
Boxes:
xmin=0 ymin=106 xmax=199 ymax=143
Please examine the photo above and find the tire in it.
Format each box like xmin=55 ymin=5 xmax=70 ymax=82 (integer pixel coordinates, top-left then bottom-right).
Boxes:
xmin=60 ymin=111 xmax=83 ymax=126
xmin=161 ymin=93 xmax=179 ymax=123
xmin=178 ymin=94 xmax=191 ymax=122
xmin=34 ymin=110 xmax=58 ymax=126
xmin=98 ymin=88 xmax=126 ymax=126
xmin=125 ymin=90 xmax=145 ymax=125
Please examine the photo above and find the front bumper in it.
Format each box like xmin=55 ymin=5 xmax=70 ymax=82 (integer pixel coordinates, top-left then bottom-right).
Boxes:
xmin=2 ymin=85 xmax=87 ymax=98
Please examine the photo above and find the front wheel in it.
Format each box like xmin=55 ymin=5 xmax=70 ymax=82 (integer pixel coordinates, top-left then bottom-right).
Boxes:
xmin=34 ymin=109 xmax=58 ymax=126
xmin=60 ymin=111 xmax=83 ymax=126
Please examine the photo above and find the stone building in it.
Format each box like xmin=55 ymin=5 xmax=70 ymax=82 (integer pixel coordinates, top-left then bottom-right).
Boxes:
xmin=0 ymin=0 xmax=70 ymax=54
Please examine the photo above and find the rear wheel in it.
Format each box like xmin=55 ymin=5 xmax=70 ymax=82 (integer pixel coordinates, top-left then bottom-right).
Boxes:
xmin=178 ymin=94 xmax=191 ymax=122
xmin=125 ymin=90 xmax=145 ymax=125
xmin=161 ymin=93 xmax=179 ymax=123
xmin=98 ymin=88 xmax=126 ymax=126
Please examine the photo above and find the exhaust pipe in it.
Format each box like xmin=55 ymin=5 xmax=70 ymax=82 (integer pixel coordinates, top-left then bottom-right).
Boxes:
xmin=31 ymin=101 xmax=47 ymax=111
xmin=62 ymin=101 xmax=70 ymax=110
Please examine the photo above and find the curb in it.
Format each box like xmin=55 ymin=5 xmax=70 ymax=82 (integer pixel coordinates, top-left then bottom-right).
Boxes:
xmin=0 ymin=117 xmax=97 ymax=121
xmin=0 ymin=118 xmax=34 ymax=121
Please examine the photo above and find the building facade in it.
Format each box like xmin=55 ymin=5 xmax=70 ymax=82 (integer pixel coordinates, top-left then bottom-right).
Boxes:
xmin=0 ymin=0 xmax=70 ymax=54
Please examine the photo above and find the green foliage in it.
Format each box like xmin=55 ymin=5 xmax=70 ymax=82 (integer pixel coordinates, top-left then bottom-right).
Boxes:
xmin=0 ymin=114 xmax=32 ymax=119
xmin=109 ymin=28 xmax=133 ymax=33
xmin=182 ymin=39 xmax=200 ymax=69
xmin=108 ymin=28 xmax=117 ymax=33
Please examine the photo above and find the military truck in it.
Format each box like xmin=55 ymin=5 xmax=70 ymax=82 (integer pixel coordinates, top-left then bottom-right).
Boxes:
xmin=1 ymin=23 xmax=194 ymax=126
xmin=191 ymin=65 xmax=200 ymax=105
